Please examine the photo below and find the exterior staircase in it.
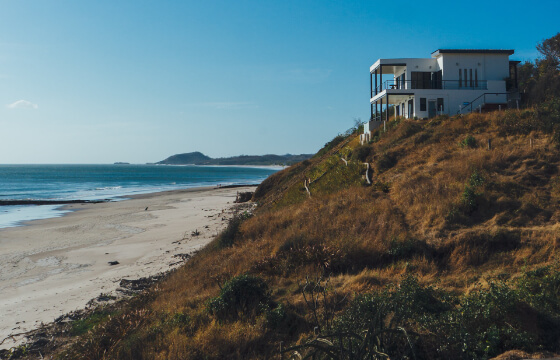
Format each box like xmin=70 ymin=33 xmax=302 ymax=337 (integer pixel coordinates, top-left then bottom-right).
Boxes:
xmin=458 ymin=91 xmax=519 ymax=115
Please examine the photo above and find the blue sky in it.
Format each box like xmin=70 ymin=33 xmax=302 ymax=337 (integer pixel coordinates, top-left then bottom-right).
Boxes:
xmin=1 ymin=0 xmax=558 ymax=163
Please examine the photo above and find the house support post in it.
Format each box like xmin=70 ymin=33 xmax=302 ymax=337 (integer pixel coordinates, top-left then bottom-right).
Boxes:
xmin=370 ymin=72 xmax=373 ymax=98
xmin=386 ymin=95 xmax=389 ymax=122
xmin=379 ymin=65 xmax=383 ymax=92
xmin=375 ymin=69 xmax=378 ymax=96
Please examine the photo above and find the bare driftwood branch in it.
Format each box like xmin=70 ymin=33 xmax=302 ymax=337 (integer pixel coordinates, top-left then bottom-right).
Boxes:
xmin=303 ymin=179 xmax=311 ymax=198
xmin=363 ymin=163 xmax=371 ymax=184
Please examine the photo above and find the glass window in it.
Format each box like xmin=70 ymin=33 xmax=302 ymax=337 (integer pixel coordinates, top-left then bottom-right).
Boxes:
xmin=470 ymin=69 xmax=473 ymax=87
xmin=459 ymin=69 xmax=462 ymax=87
xmin=420 ymin=98 xmax=427 ymax=111
xmin=437 ymin=98 xmax=444 ymax=112
xmin=475 ymin=69 xmax=478 ymax=88
xmin=464 ymin=69 xmax=468 ymax=87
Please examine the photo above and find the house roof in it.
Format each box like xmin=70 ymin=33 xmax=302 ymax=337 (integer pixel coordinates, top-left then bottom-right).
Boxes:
xmin=431 ymin=49 xmax=515 ymax=57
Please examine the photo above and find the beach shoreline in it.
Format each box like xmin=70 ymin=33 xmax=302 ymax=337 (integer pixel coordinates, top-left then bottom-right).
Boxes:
xmin=0 ymin=186 xmax=255 ymax=350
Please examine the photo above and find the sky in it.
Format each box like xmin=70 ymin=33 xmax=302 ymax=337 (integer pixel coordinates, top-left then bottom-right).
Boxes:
xmin=1 ymin=0 xmax=558 ymax=164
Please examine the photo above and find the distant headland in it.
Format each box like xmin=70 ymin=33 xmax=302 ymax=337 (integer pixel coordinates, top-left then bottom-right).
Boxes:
xmin=155 ymin=151 xmax=312 ymax=166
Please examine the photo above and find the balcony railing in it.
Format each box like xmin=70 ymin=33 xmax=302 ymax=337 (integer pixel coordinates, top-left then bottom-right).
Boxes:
xmin=372 ymin=80 xmax=488 ymax=96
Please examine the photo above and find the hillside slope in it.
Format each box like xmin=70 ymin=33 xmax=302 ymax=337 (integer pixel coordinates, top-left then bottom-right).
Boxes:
xmin=26 ymin=106 xmax=560 ymax=360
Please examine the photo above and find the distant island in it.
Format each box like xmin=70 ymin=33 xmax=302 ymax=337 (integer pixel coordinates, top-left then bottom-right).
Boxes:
xmin=155 ymin=151 xmax=312 ymax=166
xmin=113 ymin=162 xmax=130 ymax=165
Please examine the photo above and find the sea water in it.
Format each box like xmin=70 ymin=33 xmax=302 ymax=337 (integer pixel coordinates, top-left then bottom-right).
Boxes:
xmin=0 ymin=164 xmax=279 ymax=229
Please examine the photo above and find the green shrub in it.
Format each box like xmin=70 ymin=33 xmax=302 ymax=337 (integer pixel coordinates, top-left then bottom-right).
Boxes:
xmin=435 ymin=282 xmax=534 ymax=359
xmin=517 ymin=264 xmax=560 ymax=315
xmin=459 ymin=134 xmax=478 ymax=148
xmin=461 ymin=186 xmax=478 ymax=214
xmin=70 ymin=310 xmax=112 ymax=336
xmin=207 ymin=274 xmax=270 ymax=321
xmin=351 ymin=144 xmax=372 ymax=162
xmin=329 ymin=276 xmax=543 ymax=359
xmin=264 ymin=303 xmax=287 ymax=329
xmin=468 ymin=169 xmax=485 ymax=187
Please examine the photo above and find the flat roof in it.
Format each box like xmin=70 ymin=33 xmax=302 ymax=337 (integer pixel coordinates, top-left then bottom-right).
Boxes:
xmin=431 ymin=49 xmax=515 ymax=57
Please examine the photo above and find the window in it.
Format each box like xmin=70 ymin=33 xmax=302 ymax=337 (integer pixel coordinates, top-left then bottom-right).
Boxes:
xmin=464 ymin=69 xmax=468 ymax=87
xmin=411 ymin=72 xmax=432 ymax=89
xmin=470 ymin=69 xmax=473 ymax=87
xmin=420 ymin=98 xmax=427 ymax=111
xmin=437 ymin=98 xmax=444 ymax=112
xmin=459 ymin=69 xmax=462 ymax=88
xmin=475 ymin=69 xmax=478 ymax=88
xmin=431 ymin=70 xmax=442 ymax=89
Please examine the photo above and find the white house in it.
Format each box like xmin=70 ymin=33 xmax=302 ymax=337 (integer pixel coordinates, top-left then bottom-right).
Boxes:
xmin=362 ymin=49 xmax=520 ymax=142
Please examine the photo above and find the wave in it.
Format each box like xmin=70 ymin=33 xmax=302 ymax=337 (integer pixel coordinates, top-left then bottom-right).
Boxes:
xmin=94 ymin=186 xmax=123 ymax=191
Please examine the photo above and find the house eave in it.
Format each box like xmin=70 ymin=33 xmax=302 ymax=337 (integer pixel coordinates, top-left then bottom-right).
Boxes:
xmin=431 ymin=49 xmax=515 ymax=57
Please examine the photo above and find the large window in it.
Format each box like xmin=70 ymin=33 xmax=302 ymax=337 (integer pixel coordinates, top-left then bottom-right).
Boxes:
xmin=411 ymin=72 xmax=432 ymax=89
xmin=459 ymin=69 xmax=462 ymax=88
xmin=420 ymin=98 xmax=427 ymax=111
xmin=431 ymin=70 xmax=442 ymax=89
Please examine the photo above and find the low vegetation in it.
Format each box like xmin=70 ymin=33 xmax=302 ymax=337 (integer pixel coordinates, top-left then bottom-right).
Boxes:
xmin=21 ymin=99 xmax=554 ymax=360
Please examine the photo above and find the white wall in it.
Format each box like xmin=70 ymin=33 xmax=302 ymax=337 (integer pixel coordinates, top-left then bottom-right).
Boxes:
xmin=438 ymin=53 xmax=510 ymax=82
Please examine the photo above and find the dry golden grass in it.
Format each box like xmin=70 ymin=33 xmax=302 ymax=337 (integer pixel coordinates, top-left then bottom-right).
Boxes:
xmin=56 ymin=109 xmax=560 ymax=359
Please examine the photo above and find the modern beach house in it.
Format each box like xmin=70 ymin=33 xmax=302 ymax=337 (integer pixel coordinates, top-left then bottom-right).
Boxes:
xmin=362 ymin=49 xmax=520 ymax=142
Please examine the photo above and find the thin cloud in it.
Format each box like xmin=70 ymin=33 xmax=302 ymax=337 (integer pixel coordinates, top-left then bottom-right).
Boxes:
xmin=7 ymin=100 xmax=38 ymax=109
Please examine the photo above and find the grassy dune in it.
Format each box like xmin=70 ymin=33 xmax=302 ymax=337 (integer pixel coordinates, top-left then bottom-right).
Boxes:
xmin=44 ymin=106 xmax=560 ymax=359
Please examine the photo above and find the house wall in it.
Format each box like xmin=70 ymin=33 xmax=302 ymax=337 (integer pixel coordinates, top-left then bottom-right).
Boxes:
xmin=411 ymin=88 xmax=507 ymax=118
xmin=437 ymin=53 xmax=510 ymax=82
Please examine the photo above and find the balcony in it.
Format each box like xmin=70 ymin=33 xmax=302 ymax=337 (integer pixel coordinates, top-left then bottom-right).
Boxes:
xmin=371 ymin=80 xmax=488 ymax=97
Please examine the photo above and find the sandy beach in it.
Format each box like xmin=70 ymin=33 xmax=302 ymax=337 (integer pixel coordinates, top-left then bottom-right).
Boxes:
xmin=0 ymin=186 xmax=254 ymax=349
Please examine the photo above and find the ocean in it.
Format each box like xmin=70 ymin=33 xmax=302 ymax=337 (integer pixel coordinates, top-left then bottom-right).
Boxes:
xmin=0 ymin=164 xmax=279 ymax=229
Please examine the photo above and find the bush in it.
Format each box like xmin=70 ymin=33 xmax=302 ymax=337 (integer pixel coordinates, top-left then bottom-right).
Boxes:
xmin=517 ymin=264 xmax=560 ymax=315
xmin=461 ymin=186 xmax=478 ymax=214
xmin=351 ymin=144 xmax=372 ymax=162
xmin=328 ymin=276 xmax=549 ymax=359
xmin=436 ymin=282 xmax=534 ymax=359
xmin=459 ymin=134 xmax=478 ymax=148
xmin=70 ymin=310 xmax=112 ymax=336
xmin=264 ymin=303 xmax=287 ymax=329
xmin=468 ymin=169 xmax=485 ymax=187
xmin=207 ymin=274 xmax=270 ymax=321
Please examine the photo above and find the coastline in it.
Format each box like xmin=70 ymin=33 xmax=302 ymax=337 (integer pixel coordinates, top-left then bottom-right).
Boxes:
xmin=0 ymin=185 xmax=254 ymax=350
